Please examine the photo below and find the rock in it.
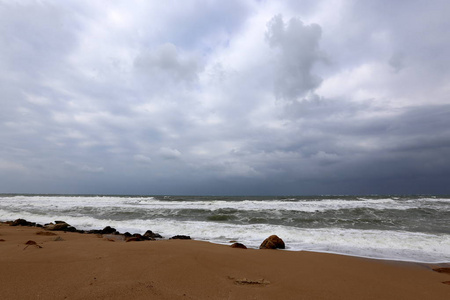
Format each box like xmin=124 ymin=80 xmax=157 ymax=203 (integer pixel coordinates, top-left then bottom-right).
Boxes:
xmin=24 ymin=240 xmax=42 ymax=249
xmin=0 ymin=239 xmax=5 ymax=242
xmin=101 ymin=226 xmax=117 ymax=234
xmin=143 ymin=230 xmax=163 ymax=239
xmin=230 ymin=242 xmax=247 ymax=249
xmin=54 ymin=236 xmax=64 ymax=241
xmin=125 ymin=234 xmax=145 ymax=242
xmin=11 ymin=219 xmax=34 ymax=227
xmin=259 ymin=235 xmax=285 ymax=249
xmin=46 ymin=221 xmax=77 ymax=232
xmin=170 ymin=235 xmax=191 ymax=240
xmin=124 ymin=232 xmax=132 ymax=237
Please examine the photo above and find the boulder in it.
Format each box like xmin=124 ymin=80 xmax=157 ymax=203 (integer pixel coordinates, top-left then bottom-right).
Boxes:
xmin=143 ymin=230 xmax=163 ymax=239
xmin=259 ymin=235 xmax=285 ymax=249
xmin=170 ymin=235 xmax=191 ymax=240
xmin=230 ymin=242 xmax=247 ymax=249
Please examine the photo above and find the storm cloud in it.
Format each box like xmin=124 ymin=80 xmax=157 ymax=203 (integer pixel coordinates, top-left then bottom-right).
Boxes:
xmin=1 ymin=1 xmax=449 ymax=195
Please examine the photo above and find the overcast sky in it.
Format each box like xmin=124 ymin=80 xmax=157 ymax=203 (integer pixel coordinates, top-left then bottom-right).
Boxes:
xmin=1 ymin=0 xmax=450 ymax=195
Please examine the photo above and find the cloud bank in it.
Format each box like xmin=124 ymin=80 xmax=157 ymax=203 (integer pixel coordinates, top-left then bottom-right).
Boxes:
xmin=1 ymin=1 xmax=450 ymax=195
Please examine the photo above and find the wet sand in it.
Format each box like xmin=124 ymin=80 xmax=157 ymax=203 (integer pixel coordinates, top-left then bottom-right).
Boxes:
xmin=0 ymin=223 xmax=449 ymax=299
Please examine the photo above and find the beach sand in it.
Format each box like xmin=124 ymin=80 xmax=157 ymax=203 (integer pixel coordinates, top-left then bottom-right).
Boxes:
xmin=0 ymin=223 xmax=449 ymax=299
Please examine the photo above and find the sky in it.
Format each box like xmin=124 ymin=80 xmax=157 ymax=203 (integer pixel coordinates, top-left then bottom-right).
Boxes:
xmin=1 ymin=0 xmax=450 ymax=195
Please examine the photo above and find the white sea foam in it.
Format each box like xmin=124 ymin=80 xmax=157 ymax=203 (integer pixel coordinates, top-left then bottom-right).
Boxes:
xmin=1 ymin=195 xmax=449 ymax=263
xmin=3 ymin=195 xmax=448 ymax=213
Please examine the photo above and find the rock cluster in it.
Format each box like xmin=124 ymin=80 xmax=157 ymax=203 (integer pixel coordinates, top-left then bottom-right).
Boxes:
xmin=7 ymin=219 xmax=287 ymax=250
xmin=8 ymin=219 xmax=165 ymax=242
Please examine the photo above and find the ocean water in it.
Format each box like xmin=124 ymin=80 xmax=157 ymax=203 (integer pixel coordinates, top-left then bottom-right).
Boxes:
xmin=1 ymin=194 xmax=449 ymax=263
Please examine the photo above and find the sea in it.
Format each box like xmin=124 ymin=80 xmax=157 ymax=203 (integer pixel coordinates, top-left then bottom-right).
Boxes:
xmin=1 ymin=194 xmax=449 ymax=263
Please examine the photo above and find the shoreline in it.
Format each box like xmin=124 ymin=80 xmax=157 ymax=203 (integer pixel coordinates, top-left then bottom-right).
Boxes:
xmin=1 ymin=222 xmax=449 ymax=299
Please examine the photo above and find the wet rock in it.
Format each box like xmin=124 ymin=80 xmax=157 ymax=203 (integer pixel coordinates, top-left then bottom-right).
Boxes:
xmin=170 ymin=235 xmax=191 ymax=240
xmin=143 ymin=230 xmax=163 ymax=240
xmin=230 ymin=242 xmax=247 ymax=249
xmin=101 ymin=226 xmax=117 ymax=234
xmin=259 ymin=235 xmax=285 ymax=249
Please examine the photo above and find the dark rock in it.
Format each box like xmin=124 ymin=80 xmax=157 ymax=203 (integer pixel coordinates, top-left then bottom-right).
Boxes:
xmin=170 ymin=235 xmax=191 ymax=240
xmin=101 ymin=226 xmax=117 ymax=234
xmin=259 ymin=235 xmax=285 ymax=249
xmin=11 ymin=219 xmax=33 ymax=227
xmin=143 ymin=230 xmax=163 ymax=239
xmin=0 ymin=239 xmax=5 ymax=242
xmin=124 ymin=232 xmax=132 ymax=237
xmin=230 ymin=242 xmax=247 ymax=249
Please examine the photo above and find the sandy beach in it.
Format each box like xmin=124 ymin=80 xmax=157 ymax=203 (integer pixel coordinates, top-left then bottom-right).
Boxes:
xmin=0 ymin=223 xmax=449 ymax=299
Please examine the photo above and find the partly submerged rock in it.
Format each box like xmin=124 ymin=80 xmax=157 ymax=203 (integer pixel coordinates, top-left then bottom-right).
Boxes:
xmin=259 ymin=235 xmax=285 ymax=249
